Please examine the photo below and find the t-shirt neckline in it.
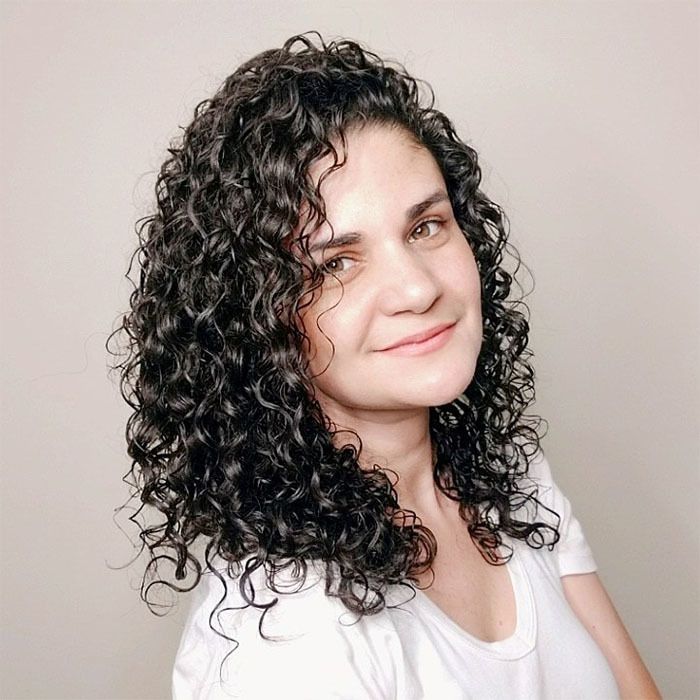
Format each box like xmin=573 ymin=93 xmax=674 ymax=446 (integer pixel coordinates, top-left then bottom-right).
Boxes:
xmin=410 ymin=540 xmax=537 ymax=660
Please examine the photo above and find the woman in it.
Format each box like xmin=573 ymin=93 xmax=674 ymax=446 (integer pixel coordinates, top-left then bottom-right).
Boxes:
xmin=112 ymin=31 xmax=660 ymax=698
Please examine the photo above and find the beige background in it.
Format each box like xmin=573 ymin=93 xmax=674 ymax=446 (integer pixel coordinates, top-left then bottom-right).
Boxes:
xmin=1 ymin=1 xmax=698 ymax=698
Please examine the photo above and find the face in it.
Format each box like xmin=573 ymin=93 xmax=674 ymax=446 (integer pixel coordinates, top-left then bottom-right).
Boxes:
xmin=293 ymin=124 xmax=482 ymax=417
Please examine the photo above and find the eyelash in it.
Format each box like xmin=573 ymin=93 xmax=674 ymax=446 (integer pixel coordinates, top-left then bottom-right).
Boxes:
xmin=318 ymin=218 xmax=444 ymax=276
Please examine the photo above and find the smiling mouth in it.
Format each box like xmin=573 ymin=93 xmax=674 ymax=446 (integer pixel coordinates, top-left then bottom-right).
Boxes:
xmin=379 ymin=322 xmax=455 ymax=351
xmin=378 ymin=322 xmax=457 ymax=356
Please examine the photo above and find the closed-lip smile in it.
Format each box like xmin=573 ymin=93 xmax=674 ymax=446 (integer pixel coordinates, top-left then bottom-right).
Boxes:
xmin=379 ymin=322 xmax=456 ymax=351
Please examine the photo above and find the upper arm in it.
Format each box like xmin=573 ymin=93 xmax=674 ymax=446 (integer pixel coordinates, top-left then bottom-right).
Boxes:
xmin=562 ymin=572 xmax=661 ymax=700
xmin=525 ymin=451 xmax=661 ymax=697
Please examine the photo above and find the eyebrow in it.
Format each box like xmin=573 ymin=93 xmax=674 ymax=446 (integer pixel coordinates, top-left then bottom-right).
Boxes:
xmin=307 ymin=189 xmax=450 ymax=255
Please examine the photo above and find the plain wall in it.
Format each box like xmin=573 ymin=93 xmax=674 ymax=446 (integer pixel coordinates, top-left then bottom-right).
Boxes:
xmin=1 ymin=1 xmax=698 ymax=698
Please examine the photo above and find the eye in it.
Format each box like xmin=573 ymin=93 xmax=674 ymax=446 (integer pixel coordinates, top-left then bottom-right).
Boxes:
xmin=409 ymin=219 xmax=442 ymax=241
xmin=319 ymin=256 xmax=355 ymax=276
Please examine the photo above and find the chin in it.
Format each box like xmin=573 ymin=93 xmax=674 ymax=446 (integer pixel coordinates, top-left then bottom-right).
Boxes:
xmin=426 ymin=387 xmax=470 ymax=408
xmin=404 ymin=369 xmax=477 ymax=408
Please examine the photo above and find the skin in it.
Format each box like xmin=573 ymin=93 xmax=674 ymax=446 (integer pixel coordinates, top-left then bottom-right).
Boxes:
xmin=562 ymin=573 xmax=662 ymax=698
xmin=292 ymin=122 xmax=661 ymax=698
xmin=293 ymin=122 xmax=483 ymax=518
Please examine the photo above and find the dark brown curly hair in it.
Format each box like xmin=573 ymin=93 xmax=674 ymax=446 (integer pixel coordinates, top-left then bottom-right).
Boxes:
xmin=107 ymin=29 xmax=558 ymax=664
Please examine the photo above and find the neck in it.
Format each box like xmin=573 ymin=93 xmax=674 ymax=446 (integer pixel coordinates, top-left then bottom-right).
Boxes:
xmin=316 ymin=396 xmax=456 ymax=521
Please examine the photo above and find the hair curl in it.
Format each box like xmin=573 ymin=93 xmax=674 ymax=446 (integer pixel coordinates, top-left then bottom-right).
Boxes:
xmin=107 ymin=30 xmax=558 ymax=670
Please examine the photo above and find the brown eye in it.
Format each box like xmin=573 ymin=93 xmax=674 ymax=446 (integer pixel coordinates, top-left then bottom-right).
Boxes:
xmin=410 ymin=219 xmax=442 ymax=241
xmin=320 ymin=256 xmax=354 ymax=276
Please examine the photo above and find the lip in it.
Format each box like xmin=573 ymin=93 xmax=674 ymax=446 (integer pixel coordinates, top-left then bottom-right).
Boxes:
xmin=378 ymin=322 xmax=456 ymax=355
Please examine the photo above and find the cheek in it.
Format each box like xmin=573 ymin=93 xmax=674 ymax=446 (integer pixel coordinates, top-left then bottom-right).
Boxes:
xmin=296 ymin=303 xmax=346 ymax=372
xmin=295 ymin=285 xmax=336 ymax=360
xmin=446 ymin=240 xmax=481 ymax=301
xmin=468 ymin=256 xmax=482 ymax=300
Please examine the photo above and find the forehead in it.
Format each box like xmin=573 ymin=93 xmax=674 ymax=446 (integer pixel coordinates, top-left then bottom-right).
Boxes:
xmin=308 ymin=124 xmax=437 ymax=188
xmin=298 ymin=125 xmax=445 ymax=239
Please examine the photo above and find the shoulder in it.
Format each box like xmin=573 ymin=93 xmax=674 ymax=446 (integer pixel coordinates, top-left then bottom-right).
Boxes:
xmin=519 ymin=446 xmax=556 ymax=489
xmin=517 ymin=447 xmax=573 ymax=519
xmin=516 ymin=448 xmax=599 ymax=577
xmin=172 ymin=557 xmax=394 ymax=699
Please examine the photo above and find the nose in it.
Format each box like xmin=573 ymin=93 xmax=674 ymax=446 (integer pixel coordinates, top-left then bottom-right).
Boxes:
xmin=373 ymin=245 xmax=442 ymax=315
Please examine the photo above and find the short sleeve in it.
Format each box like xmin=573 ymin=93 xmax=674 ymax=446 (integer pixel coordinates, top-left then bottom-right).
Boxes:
xmin=525 ymin=449 xmax=598 ymax=577
xmin=172 ymin=564 xmax=393 ymax=699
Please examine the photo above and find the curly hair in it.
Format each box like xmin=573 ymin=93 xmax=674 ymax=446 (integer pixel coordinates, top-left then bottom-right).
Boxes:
xmin=107 ymin=29 xmax=558 ymax=664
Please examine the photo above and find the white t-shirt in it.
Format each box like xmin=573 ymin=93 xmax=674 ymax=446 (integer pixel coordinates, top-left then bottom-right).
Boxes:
xmin=172 ymin=450 xmax=619 ymax=699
